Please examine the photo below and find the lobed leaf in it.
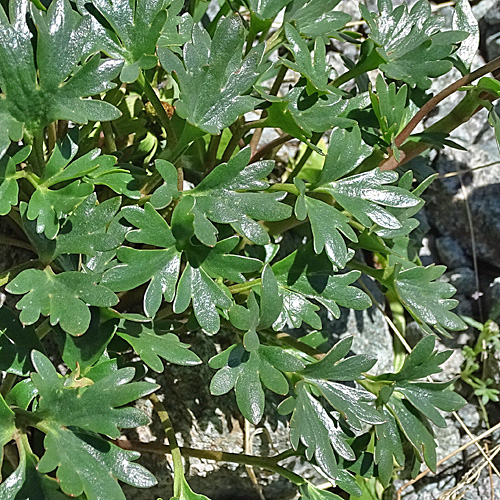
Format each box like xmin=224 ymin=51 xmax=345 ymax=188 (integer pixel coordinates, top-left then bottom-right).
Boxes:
xmin=6 ymin=268 xmax=118 ymax=336
xmin=159 ymin=16 xmax=263 ymax=134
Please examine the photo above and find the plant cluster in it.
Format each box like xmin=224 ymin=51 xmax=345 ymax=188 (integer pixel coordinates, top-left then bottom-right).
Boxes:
xmin=0 ymin=0 xmax=499 ymax=499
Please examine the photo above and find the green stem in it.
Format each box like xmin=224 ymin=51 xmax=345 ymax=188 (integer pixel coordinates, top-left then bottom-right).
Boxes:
xmin=221 ymin=119 xmax=246 ymax=163
xmin=228 ymin=279 xmax=261 ymax=294
xmin=138 ymin=72 xmax=178 ymax=147
xmin=207 ymin=2 xmax=230 ymax=36
xmin=47 ymin=122 xmax=57 ymax=155
xmin=288 ymin=132 xmax=321 ymax=181
xmin=114 ymin=439 xmax=305 ymax=486
xmin=0 ymin=259 xmax=41 ymax=287
xmin=347 ymin=259 xmax=386 ymax=282
xmin=260 ymin=330 xmax=322 ymax=360
xmin=150 ymin=393 xmax=185 ymax=496
xmin=101 ymin=121 xmax=117 ymax=153
xmin=264 ymin=27 xmax=284 ymax=56
xmin=36 ymin=319 xmax=52 ymax=340
xmin=0 ymin=373 xmax=17 ymax=397
xmin=221 ymin=117 xmax=268 ymax=164
xmin=206 ymin=134 xmax=222 ymax=172
xmin=266 ymin=182 xmax=301 ymax=196
xmin=30 ymin=131 xmax=46 ymax=177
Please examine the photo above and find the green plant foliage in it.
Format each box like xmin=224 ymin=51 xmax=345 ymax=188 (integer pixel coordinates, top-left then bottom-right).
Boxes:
xmin=0 ymin=0 xmax=488 ymax=497
xmin=6 ymin=269 xmax=118 ymax=335
xmin=0 ymin=0 xmax=122 ymax=152
xmin=284 ymin=0 xmax=350 ymax=38
xmin=360 ymin=0 xmax=469 ymax=89
xmin=159 ymin=16 xmax=264 ymax=134
xmin=77 ymin=0 xmax=172 ymax=83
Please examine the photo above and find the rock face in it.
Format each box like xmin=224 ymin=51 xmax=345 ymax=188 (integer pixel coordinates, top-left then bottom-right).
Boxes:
xmin=425 ymin=146 xmax=500 ymax=267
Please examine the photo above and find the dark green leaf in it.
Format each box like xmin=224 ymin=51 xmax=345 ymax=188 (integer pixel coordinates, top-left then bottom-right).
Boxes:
xmin=6 ymin=268 xmax=118 ymax=336
xmin=38 ymin=428 xmax=156 ymax=500
xmin=374 ymin=407 xmax=404 ymax=488
xmin=26 ymin=181 xmax=93 ymax=240
xmin=150 ymin=159 xmax=181 ymax=209
xmin=209 ymin=343 xmax=303 ymax=424
xmin=387 ymin=395 xmax=437 ymax=471
xmin=361 ymin=0 xmax=468 ymax=88
xmin=304 ymin=196 xmax=357 ymax=270
xmin=0 ymin=393 xmax=15 ymax=448
xmin=284 ymin=381 xmax=355 ymax=479
xmin=0 ymin=305 xmax=44 ymax=375
xmin=55 ymin=194 xmax=122 ymax=257
xmin=370 ymin=75 xmax=411 ymax=146
xmin=314 ymin=126 xmax=371 ymax=186
xmin=0 ymin=445 xmax=69 ymax=500
xmin=396 ymin=380 xmax=466 ymax=428
xmin=273 ymin=244 xmax=372 ymax=327
xmin=302 ymin=337 xmax=376 ymax=381
xmin=55 ymin=310 xmax=117 ymax=373
xmin=284 ymin=0 xmax=351 ymax=38
xmin=188 ymin=148 xmax=292 ymax=245
xmin=79 ymin=0 xmax=170 ymax=82
xmin=309 ymin=379 xmax=383 ymax=431
xmin=395 ymin=265 xmax=467 ymax=335
xmin=282 ymin=24 xmax=330 ymax=92
xmin=31 ymin=350 xmax=158 ymax=438
xmin=264 ymin=87 xmax=353 ymax=140
xmin=0 ymin=147 xmax=30 ymax=214
xmin=248 ymin=0 xmax=293 ymax=21
xmin=159 ymin=16 xmax=263 ymax=134
xmin=0 ymin=0 xmax=122 ymax=143
xmin=377 ymin=335 xmax=452 ymax=381
xmin=174 ymin=264 xmax=232 ymax=334
xmin=116 ymin=320 xmax=201 ymax=372
xmin=259 ymin=265 xmax=282 ymax=329
xmin=101 ymin=203 xmax=181 ymax=317
xmin=299 ymin=483 xmax=343 ymax=500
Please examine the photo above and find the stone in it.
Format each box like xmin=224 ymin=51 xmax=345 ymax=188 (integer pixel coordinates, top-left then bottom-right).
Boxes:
xmin=425 ymin=145 xmax=500 ymax=268
xmin=436 ymin=236 xmax=472 ymax=269
xmin=442 ymin=267 xmax=477 ymax=298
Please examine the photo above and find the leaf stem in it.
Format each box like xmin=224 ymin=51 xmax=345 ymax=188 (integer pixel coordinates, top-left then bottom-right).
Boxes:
xmin=36 ymin=318 xmax=52 ymax=340
xmin=266 ymin=182 xmax=301 ymax=196
xmin=114 ymin=439 xmax=305 ymax=485
xmin=149 ymin=393 xmax=185 ymax=496
xmin=264 ymin=27 xmax=284 ymax=56
xmin=381 ymin=55 xmax=500 ymax=170
xmin=228 ymin=279 xmax=261 ymax=294
xmin=206 ymin=133 xmax=222 ymax=172
xmin=138 ymin=72 xmax=178 ymax=147
xmin=250 ymin=134 xmax=294 ymax=162
xmin=47 ymin=122 xmax=57 ymax=155
xmin=101 ymin=121 xmax=117 ymax=154
xmin=288 ymin=132 xmax=321 ymax=180
xmin=30 ymin=131 xmax=46 ymax=177
xmin=0 ymin=373 xmax=17 ymax=397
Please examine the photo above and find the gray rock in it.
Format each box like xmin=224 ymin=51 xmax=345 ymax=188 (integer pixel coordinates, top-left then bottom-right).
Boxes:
xmin=488 ymin=277 xmax=500 ymax=321
xmin=425 ymin=145 xmax=500 ymax=267
xmin=473 ymin=0 xmax=500 ymax=23
xmin=436 ymin=236 xmax=472 ymax=269
xmin=486 ymin=31 xmax=500 ymax=61
xmin=443 ymin=267 xmax=477 ymax=298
